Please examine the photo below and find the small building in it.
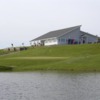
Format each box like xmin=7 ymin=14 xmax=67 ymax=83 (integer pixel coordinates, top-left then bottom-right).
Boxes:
xmin=30 ymin=25 xmax=98 ymax=46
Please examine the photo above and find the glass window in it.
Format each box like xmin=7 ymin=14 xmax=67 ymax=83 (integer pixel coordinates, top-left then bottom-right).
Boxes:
xmin=61 ymin=38 xmax=65 ymax=42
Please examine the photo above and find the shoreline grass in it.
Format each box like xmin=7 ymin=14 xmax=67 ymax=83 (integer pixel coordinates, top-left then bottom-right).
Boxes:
xmin=0 ymin=66 xmax=13 ymax=71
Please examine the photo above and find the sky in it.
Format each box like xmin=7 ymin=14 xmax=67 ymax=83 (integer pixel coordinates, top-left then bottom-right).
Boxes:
xmin=0 ymin=0 xmax=100 ymax=49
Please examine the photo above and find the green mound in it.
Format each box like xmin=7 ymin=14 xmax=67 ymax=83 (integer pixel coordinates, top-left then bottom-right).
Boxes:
xmin=0 ymin=44 xmax=100 ymax=72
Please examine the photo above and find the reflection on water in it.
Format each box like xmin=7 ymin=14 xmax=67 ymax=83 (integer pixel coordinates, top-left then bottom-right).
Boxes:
xmin=0 ymin=72 xmax=100 ymax=100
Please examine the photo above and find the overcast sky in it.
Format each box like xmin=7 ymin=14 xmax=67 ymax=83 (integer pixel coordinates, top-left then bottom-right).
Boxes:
xmin=0 ymin=0 xmax=100 ymax=49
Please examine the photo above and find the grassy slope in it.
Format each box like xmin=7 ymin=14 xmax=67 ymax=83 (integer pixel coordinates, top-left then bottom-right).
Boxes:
xmin=0 ymin=49 xmax=10 ymax=55
xmin=0 ymin=44 xmax=100 ymax=71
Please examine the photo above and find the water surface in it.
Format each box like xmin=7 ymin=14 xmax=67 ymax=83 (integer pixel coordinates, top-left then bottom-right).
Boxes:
xmin=0 ymin=72 xmax=100 ymax=100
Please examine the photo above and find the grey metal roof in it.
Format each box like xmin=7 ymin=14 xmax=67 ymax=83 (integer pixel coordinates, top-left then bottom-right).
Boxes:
xmin=31 ymin=25 xmax=81 ymax=41
xmin=80 ymin=31 xmax=98 ymax=37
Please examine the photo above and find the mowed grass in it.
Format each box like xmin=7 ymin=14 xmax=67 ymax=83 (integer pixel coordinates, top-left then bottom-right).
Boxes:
xmin=0 ymin=44 xmax=100 ymax=72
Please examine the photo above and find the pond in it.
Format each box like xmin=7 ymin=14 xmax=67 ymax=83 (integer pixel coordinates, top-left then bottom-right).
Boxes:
xmin=0 ymin=72 xmax=100 ymax=100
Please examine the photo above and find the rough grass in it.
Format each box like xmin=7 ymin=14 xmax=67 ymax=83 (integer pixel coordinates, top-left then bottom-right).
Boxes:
xmin=0 ymin=49 xmax=10 ymax=55
xmin=0 ymin=44 xmax=100 ymax=72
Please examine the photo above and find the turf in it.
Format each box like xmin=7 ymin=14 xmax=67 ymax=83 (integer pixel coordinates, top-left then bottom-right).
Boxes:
xmin=0 ymin=49 xmax=10 ymax=55
xmin=0 ymin=44 xmax=100 ymax=72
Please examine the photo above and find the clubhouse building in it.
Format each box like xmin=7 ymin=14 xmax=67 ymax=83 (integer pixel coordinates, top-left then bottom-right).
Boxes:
xmin=30 ymin=25 xmax=98 ymax=46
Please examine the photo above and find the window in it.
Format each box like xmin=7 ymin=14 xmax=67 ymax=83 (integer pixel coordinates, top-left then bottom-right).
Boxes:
xmin=61 ymin=38 xmax=65 ymax=42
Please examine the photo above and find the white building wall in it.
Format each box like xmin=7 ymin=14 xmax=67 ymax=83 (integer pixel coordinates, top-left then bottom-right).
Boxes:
xmin=31 ymin=40 xmax=41 ymax=46
xmin=44 ymin=38 xmax=58 ymax=46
